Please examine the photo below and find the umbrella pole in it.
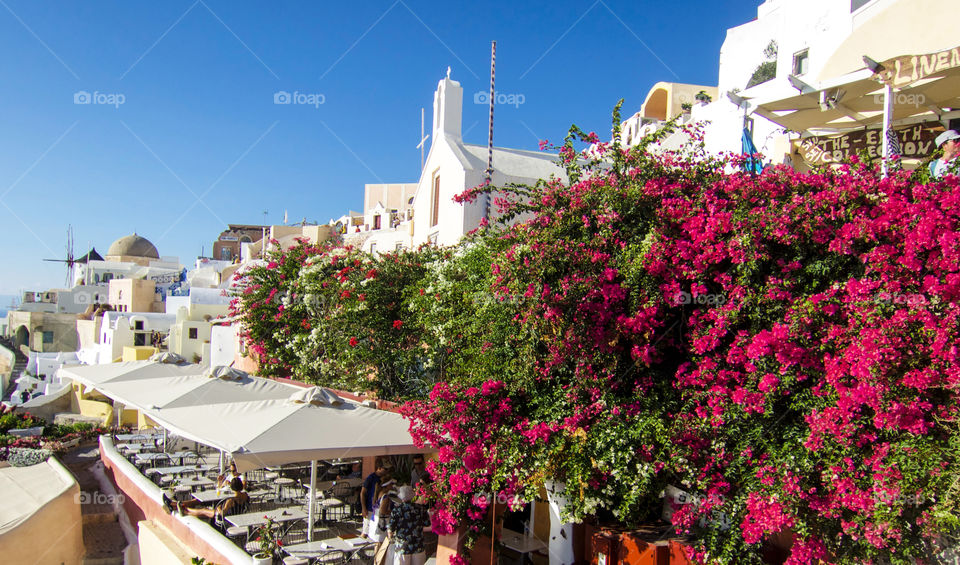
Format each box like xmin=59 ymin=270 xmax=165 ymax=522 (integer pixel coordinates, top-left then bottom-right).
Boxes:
xmin=308 ymin=460 xmax=317 ymax=541
xmin=219 ymin=451 xmax=224 ymax=476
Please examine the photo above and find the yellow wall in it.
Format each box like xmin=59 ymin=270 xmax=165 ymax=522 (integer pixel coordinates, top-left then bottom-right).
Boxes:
xmin=109 ymin=278 xmax=157 ymax=313
xmin=119 ymin=407 xmax=140 ymax=428
xmin=70 ymin=381 xmax=114 ymax=425
xmin=122 ymin=346 xmax=157 ymax=361
xmin=138 ymin=412 xmax=159 ymax=429
xmin=640 ymin=82 xmax=719 ymax=121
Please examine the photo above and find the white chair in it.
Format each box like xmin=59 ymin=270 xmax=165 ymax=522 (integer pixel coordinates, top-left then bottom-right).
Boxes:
xmin=225 ymin=525 xmax=249 ymax=546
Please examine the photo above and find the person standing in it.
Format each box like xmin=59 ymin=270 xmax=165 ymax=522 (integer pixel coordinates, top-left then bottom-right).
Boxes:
xmin=410 ymin=454 xmax=427 ymax=488
xmin=930 ymin=130 xmax=960 ymax=178
xmin=388 ymin=485 xmax=430 ymax=565
xmin=370 ymin=479 xmax=397 ymax=565
xmin=361 ymin=463 xmax=390 ymax=537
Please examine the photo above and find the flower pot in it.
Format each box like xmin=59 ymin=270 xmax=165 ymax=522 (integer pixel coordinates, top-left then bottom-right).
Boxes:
xmin=251 ymin=553 xmax=272 ymax=565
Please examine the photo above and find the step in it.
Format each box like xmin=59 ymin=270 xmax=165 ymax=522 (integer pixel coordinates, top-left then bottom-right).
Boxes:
xmin=82 ymin=522 xmax=128 ymax=563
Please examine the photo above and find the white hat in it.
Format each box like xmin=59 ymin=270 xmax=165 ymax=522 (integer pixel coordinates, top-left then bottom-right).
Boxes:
xmin=936 ymin=130 xmax=960 ymax=147
xmin=397 ymin=485 xmax=414 ymax=502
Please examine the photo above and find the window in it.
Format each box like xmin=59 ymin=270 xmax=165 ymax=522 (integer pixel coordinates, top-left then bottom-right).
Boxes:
xmin=370 ymin=243 xmax=377 ymax=254
xmin=134 ymin=320 xmax=144 ymax=330
xmin=189 ymin=328 xmax=198 ymax=340
xmin=373 ymin=215 xmax=381 ymax=230
xmin=430 ymin=173 xmax=441 ymax=227
xmin=793 ymin=49 xmax=809 ymax=76
xmin=395 ymin=242 xmax=403 ymax=252
xmin=220 ymin=247 xmax=231 ymax=260
xmin=42 ymin=331 xmax=54 ymax=344
xmin=134 ymin=333 xmax=146 ymax=346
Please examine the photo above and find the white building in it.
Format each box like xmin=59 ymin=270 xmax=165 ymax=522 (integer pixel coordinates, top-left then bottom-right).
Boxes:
xmin=16 ymin=287 xmax=108 ymax=315
xmin=342 ymin=183 xmax=418 ymax=253
xmin=71 ymin=234 xmax=184 ymax=303
xmin=695 ymin=0 xmax=959 ymax=166
xmin=85 ymin=311 xmax=176 ymax=365
xmin=365 ymin=72 xmax=563 ymax=251
xmin=166 ymin=287 xmax=232 ymax=364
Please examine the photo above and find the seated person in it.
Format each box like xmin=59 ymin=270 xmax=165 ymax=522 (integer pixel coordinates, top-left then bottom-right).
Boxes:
xmin=339 ymin=462 xmax=362 ymax=480
xmin=167 ymin=477 xmax=249 ymax=526
xmin=216 ymin=461 xmax=244 ymax=490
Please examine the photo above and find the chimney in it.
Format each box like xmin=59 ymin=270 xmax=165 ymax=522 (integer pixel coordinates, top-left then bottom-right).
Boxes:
xmin=432 ymin=68 xmax=462 ymax=143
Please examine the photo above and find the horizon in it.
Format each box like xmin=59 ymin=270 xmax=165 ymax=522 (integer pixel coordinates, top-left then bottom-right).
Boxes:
xmin=0 ymin=0 xmax=759 ymax=294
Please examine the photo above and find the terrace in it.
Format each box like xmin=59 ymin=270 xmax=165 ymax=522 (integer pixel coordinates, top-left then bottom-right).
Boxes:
xmin=58 ymin=359 xmax=437 ymax=564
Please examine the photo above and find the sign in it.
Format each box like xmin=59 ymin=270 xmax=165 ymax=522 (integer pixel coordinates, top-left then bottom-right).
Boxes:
xmin=874 ymin=46 xmax=960 ymax=87
xmin=794 ymin=123 xmax=942 ymax=167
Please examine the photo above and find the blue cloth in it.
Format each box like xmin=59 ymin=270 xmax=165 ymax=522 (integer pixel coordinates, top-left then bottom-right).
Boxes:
xmin=741 ymin=128 xmax=764 ymax=174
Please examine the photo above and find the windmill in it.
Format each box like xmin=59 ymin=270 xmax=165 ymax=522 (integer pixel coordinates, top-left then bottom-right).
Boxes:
xmin=43 ymin=225 xmax=75 ymax=286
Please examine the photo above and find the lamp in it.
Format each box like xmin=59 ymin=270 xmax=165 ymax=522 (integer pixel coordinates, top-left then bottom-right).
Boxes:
xmin=863 ymin=55 xmax=883 ymax=73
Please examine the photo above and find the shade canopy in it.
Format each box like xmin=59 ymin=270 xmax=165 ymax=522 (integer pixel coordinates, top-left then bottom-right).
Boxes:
xmin=63 ymin=360 xmax=199 ymax=389
xmin=57 ymin=362 xmax=417 ymax=471
xmin=747 ymin=47 xmax=960 ymax=134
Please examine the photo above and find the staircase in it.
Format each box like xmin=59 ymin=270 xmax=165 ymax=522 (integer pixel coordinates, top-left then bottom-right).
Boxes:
xmin=62 ymin=445 xmax=130 ymax=565
xmin=0 ymin=336 xmax=28 ymax=402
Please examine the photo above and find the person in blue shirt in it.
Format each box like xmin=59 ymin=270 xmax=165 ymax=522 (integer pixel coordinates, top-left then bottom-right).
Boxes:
xmin=930 ymin=130 xmax=960 ymax=178
xmin=361 ymin=463 xmax=391 ymax=537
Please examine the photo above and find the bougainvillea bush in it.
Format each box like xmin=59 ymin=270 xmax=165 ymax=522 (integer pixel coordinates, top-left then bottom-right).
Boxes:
xmin=231 ymin=108 xmax=960 ymax=563
xmin=231 ymin=239 xmax=453 ymax=399
xmin=401 ymin=111 xmax=960 ymax=564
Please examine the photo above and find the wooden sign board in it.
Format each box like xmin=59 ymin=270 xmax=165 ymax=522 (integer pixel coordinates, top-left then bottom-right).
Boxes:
xmin=794 ymin=123 xmax=942 ymax=167
xmin=874 ymin=46 xmax=960 ymax=87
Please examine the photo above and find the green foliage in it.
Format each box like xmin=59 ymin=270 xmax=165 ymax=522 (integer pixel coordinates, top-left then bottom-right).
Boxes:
xmin=747 ymin=61 xmax=777 ymax=88
xmin=746 ymin=40 xmax=779 ymax=89
xmin=0 ymin=411 xmax=45 ymax=434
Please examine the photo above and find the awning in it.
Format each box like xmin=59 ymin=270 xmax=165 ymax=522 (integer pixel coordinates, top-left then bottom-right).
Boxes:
xmin=746 ymin=46 xmax=960 ymax=134
xmin=148 ymin=396 xmax=417 ymax=471
xmin=62 ymin=360 xmax=200 ymax=396
xmin=57 ymin=363 xmax=417 ymax=471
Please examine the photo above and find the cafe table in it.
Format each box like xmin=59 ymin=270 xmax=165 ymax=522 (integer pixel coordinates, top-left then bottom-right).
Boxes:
xmin=116 ymin=433 xmax=159 ymax=443
xmin=284 ymin=535 xmax=374 ymax=557
xmin=500 ymin=529 xmax=546 ymax=557
xmin=162 ymin=476 xmax=214 ymax=491
xmin=226 ymin=506 xmax=308 ymax=529
xmin=193 ymin=487 xmax=271 ymax=504
xmin=154 ymin=464 xmax=216 ymax=476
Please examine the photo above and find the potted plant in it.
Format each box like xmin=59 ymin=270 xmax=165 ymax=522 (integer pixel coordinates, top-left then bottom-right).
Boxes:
xmin=251 ymin=516 xmax=281 ymax=564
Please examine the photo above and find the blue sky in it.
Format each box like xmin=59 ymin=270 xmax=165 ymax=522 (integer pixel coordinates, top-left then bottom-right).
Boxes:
xmin=0 ymin=0 xmax=758 ymax=294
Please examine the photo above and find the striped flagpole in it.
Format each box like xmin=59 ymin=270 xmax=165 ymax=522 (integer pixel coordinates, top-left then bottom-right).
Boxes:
xmin=483 ymin=40 xmax=496 ymax=221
